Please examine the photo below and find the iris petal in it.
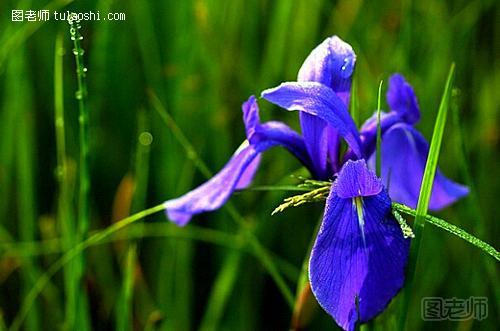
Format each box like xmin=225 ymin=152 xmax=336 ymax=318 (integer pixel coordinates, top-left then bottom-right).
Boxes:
xmin=164 ymin=96 xmax=311 ymax=225
xmin=165 ymin=142 xmax=264 ymax=226
xmin=386 ymin=74 xmax=420 ymax=124
xmin=295 ymin=36 xmax=356 ymax=178
xmin=309 ymin=160 xmax=410 ymax=331
xmin=360 ymin=74 xmax=421 ymax=157
xmin=367 ymin=124 xmax=469 ymax=210
xmin=298 ymin=113 xmax=330 ymax=178
xmin=262 ymin=82 xmax=362 ymax=159
xmin=297 ymin=35 xmax=356 ymax=106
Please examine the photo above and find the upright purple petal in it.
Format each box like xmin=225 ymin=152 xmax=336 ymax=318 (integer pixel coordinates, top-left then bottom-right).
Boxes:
xmin=367 ymin=124 xmax=469 ymax=210
xmin=386 ymin=74 xmax=420 ymax=124
xmin=297 ymin=35 xmax=356 ymax=106
xmin=309 ymin=160 xmax=410 ymax=331
xmin=326 ymin=125 xmax=341 ymax=173
xmin=296 ymin=36 xmax=356 ymax=178
xmin=360 ymin=74 xmax=421 ymax=158
xmin=297 ymin=113 xmax=330 ymax=178
xmin=242 ymin=95 xmax=260 ymax=144
xmin=262 ymin=82 xmax=362 ymax=159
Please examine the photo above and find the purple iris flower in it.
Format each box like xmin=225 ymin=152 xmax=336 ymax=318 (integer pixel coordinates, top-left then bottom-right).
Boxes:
xmin=359 ymin=74 xmax=469 ymax=210
xmin=163 ymin=36 xmax=468 ymax=330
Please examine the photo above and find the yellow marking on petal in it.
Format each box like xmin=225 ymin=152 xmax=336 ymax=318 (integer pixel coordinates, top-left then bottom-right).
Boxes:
xmin=354 ymin=197 xmax=366 ymax=247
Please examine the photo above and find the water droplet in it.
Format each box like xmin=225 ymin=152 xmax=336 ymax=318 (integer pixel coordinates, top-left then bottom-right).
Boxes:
xmin=75 ymin=91 xmax=83 ymax=100
xmin=72 ymin=48 xmax=85 ymax=56
xmin=139 ymin=132 xmax=153 ymax=146
xmin=83 ymin=67 xmax=88 ymax=73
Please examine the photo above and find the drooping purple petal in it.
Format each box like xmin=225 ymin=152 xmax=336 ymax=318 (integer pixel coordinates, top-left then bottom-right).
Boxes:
xmin=262 ymin=82 xmax=362 ymax=159
xmin=367 ymin=124 xmax=469 ymax=210
xmin=164 ymin=142 xmax=264 ymax=226
xmin=235 ymin=152 xmax=261 ymax=190
xmin=296 ymin=36 xmax=356 ymax=178
xmin=386 ymin=74 xmax=420 ymax=124
xmin=309 ymin=160 xmax=409 ymax=331
xmin=165 ymin=96 xmax=312 ymax=226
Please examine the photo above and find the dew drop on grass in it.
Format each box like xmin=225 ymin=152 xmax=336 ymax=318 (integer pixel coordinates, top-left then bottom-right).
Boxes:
xmin=75 ymin=90 xmax=83 ymax=100
xmin=139 ymin=132 xmax=153 ymax=146
xmin=72 ymin=49 xmax=85 ymax=56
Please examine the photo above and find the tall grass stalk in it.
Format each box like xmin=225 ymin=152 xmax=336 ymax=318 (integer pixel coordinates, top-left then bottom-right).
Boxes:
xmin=13 ymin=42 xmax=40 ymax=331
xmin=54 ymin=32 xmax=80 ymax=330
xmin=375 ymin=80 xmax=384 ymax=177
xmin=116 ymin=111 xmax=152 ymax=331
xmin=68 ymin=16 xmax=91 ymax=331
xmin=398 ymin=63 xmax=456 ymax=330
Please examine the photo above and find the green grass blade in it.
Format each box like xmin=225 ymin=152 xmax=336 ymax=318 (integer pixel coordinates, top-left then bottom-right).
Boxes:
xmin=8 ymin=203 xmax=166 ymax=331
xmin=116 ymin=110 xmax=152 ymax=331
xmin=54 ymin=31 xmax=81 ymax=331
xmin=12 ymin=37 xmax=40 ymax=331
xmin=393 ymin=203 xmax=499 ymax=261
xmin=398 ymin=63 xmax=456 ymax=330
xmin=0 ymin=0 xmax=74 ymax=72
xmin=350 ymin=76 xmax=360 ymax=127
xmin=375 ymin=80 xmax=384 ymax=177
xmin=68 ymin=17 xmax=92 ymax=331
xmin=0 ymin=223 xmax=300 ymax=284
xmin=198 ymin=252 xmax=242 ymax=331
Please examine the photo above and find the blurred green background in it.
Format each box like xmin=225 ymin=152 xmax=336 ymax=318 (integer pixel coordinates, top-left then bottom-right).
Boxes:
xmin=0 ymin=0 xmax=498 ymax=330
